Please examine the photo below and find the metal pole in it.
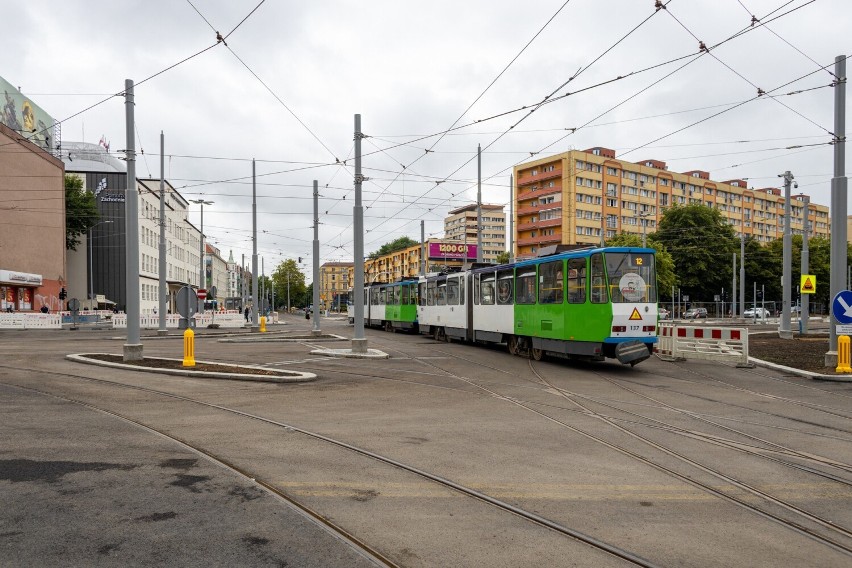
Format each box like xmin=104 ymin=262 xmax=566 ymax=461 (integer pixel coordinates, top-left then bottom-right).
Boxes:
xmin=199 ymin=204 xmax=204 ymax=310
xmin=801 ymin=196 xmax=810 ymax=334
xmin=287 ymin=272 xmax=290 ymax=312
xmin=261 ymin=257 xmax=265 ymax=315
xmin=251 ymin=159 xmax=259 ymax=329
xmin=312 ymin=180 xmax=320 ymax=333
xmin=509 ymin=174 xmax=514 ymax=262
xmin=420 ymin=220 xmax=425 ymax=276
xmin=123 ymin=79 xmax=141 ymax=360
xmin=88 ymin=226 xmax=94 ymax=307
xmin=780 ymin=171 xmax=793 ymax=338
xmin=158 ymin=131 xmax=167 ymax=334
xmin=476 ymin=143 xmax=482 ymax=263
xmin=753 ymin=281 xmax=757 ymax=323
xmin=352 ymin=114 xmax=367 ymax=352
xmin=732 ymin=253 xmax=737 ymax=318
xmin=241 ymin=253 xmax=245 ymax=310
xmin=828 ymin=55 xmax=848 ymax=363
xmin=739 ymin=233 xmax=745 ymax=320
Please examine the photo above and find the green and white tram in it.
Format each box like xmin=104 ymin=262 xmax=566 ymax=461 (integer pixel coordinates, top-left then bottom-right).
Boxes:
xmin=363 ymin=280 xmax=419 ymax=332
xmin=416 ymin=247 xmax=658 ymax=365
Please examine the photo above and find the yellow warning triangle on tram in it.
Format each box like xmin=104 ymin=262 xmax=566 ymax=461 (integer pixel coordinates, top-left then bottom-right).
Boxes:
xmin=801 ymin=274 xmax=816 ymax=294
xmin=629 ymin=308 xmax=642 ymax=320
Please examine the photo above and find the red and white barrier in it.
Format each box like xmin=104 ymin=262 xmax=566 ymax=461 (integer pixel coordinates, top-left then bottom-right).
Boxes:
xmin=656 ymin=323 xmax=750 ymax=367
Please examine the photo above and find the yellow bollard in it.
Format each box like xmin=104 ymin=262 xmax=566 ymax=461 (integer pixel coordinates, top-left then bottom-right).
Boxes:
xmin=183 ymin=328 xmax=196 ymax=367
xmin=837 ymin=335 xmax=852 ymax=374
xmin=260 ymin=316 xmax=267 ymax=333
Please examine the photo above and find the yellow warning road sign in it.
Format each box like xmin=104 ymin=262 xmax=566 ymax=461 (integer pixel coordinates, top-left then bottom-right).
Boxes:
xmin=801 ymin=274 xmax=816 ymax=294
xmin=629 ymin=307 xmax=642 ymax=320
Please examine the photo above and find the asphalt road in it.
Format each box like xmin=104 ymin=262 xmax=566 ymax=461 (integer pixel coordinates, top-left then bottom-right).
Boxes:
xmin=1 ymin=315 xmax=851 ymax=567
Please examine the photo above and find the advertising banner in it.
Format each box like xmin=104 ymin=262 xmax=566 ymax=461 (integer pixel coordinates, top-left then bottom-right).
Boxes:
xmin=429 ymin=242 xmax=477 ymax=260
xmin=0 ymin=76 xmax=55 ymax=152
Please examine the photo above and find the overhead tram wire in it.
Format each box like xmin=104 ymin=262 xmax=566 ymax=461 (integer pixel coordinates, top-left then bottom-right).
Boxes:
xmin=663 ymin=3 xmax=833 ymax=137
xmin=0 ymin=39 xmax=222 ymax=152
xmin=619 ymin=53 xmax=851 ymax=158
xmin=325 ymin=0 xmax=581 ymax=246
xmin=358 ymin=1 xmax=674 ymax=250
xmin=360 ymin=1 xmax=830 ymax=251
xmin=185 ymin=0 xmax=340 ymax=163
xmin=735 ymin=0 xmax=838 ymax=80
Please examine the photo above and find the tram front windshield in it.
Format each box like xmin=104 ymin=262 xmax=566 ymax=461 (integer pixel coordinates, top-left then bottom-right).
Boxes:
xmin=605 ymin=252 xmax=657 ymax=303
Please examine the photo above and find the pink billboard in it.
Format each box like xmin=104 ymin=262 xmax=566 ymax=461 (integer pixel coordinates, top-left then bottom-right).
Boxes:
xmin=429 ymin=242 xmax=477 ymax=259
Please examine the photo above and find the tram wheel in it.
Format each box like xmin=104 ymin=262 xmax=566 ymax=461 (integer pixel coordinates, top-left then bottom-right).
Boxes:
xmin=384 ymin=321 xmax=394 ymax=333
xmin=508 ymin=336 xmax=518 ymax=356
xmin=531 ymin=347 xmax=545 ymax=361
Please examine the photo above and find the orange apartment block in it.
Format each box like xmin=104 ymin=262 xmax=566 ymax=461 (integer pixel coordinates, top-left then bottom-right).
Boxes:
xmin=513 ymin=146 xmax=830 ymax=258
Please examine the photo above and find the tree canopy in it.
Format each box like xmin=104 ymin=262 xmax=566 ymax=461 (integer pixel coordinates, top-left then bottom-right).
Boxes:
xmin=271 ymin=259 xmax=307 ymax=309
xmin=65 ymin=174 xmax=100 ymax=250
xmin=369 ymin=236 xmax=419 ymax=259
xmin=654 ymin=205 xmax=737 ymax=301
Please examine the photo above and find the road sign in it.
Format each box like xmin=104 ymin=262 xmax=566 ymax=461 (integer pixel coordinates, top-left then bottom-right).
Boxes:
xmin=831 ymin=291 xmax=852 ymax=325
xmin=209 ymin=286 xmax=217 ymax=299
xmin=68 ymin=298 xmax=80 ymax=312
xmin=176 ymin=286 xmax=197 ymax=319
xmin=800 ymin=274 xmax=816 ymax=294
xmin=197 ymin=289 xmax=208 ymax=300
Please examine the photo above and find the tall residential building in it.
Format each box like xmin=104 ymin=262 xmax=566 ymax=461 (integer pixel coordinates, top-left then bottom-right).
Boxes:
xmin=443 ymin=203 xmax=506 ymax=263
xmin=319 ymin=262 xmax=354 ymax=311
xmin=513 ymin=146 xmax=830 ymax=258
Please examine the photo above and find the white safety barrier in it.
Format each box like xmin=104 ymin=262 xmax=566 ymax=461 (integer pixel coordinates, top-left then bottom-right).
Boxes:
xmin=0 ymin=313 xmax=62 ymax=329
xmin=111 ymin=312 xmax=275 ymax=329
xmin=656 ymin=323 xmax=750 ymax=367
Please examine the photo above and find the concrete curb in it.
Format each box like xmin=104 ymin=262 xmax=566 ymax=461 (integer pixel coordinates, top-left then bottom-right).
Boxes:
xmin=108 ymin=328 xmax=292 ymax=341
xmin=310 ymin=348 xmax=390 ymax=359
xmin=66 ymin=353 xmax=316 ymax=383
xmin=748 ymin=356 xmax=852 ymax=383
xmin=219 ymin=334 xmax=348 ymax=343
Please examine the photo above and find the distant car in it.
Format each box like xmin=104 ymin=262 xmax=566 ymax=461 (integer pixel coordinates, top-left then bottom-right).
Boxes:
xmin=684 ymin=308 xmax=707 ymax=319
xmin=658 ymin=308 xmax=670 ymax=320
xmin=744 ymin=307 xmax=770 ymax=318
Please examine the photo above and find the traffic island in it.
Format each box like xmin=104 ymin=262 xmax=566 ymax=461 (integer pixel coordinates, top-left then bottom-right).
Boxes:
xmin=66 ymin=353 xmax=316 ymax=383
xmin=219 ymin=333 xmax=348 ymax=343
xmin=309 ymin=347 xmax=389 ymax=359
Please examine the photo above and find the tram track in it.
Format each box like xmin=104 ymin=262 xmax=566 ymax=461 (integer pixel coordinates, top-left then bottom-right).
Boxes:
xmin=370 ymin=340 xmax=852 ymax=556
xmin=0 ymin=363 xmax=661 ymax=568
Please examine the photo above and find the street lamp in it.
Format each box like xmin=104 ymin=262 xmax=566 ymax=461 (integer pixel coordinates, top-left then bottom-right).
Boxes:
xmin=190 ymin=199 xmax=214 ymax=312
xmin=89 ymin=220 xmax=113 ymax=309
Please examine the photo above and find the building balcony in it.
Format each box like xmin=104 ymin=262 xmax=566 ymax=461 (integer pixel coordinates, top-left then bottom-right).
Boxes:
xmin=517 ymin=185 xmax=561 ymax=202
xmin=516 ymin=233 xmax=561 ymax=247
xmin=517 ymin=217 xmax=562 ymax=232
xmin=517 ymin=203 xmax=562 ymax=216
xmin=518 ymin=168 xmax=562 ymax=186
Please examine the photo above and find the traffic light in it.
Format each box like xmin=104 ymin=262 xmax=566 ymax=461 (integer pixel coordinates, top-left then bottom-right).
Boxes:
xmin=59 ymin=287 xmax=67 ymax=300
xmin=757 ymin=290 xmax=763 ymax=301
xmin=298 ymin=257 xmax=303 ymax=263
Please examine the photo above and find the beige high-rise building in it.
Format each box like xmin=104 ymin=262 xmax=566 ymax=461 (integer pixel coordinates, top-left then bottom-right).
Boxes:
xmin=513 ymin=146 xmax=830 ymax=258
xmin=444 ymin=203 xmax=506 ymax=263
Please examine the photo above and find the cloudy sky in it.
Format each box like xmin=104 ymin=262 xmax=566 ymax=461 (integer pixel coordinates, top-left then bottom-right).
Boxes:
xmin=5 ymin=0 xmax=850 ymax=279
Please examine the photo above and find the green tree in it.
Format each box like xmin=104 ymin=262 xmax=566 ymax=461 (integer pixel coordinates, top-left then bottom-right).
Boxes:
xmin=605 ymin=233 xmax=676 ymax=301
xmin=655 ymin=205 xmax=737 ymax=301
xmin=495 ymin=251 xmax=510 ymax=265
xmin=65 ymin=174 xmax=100 ymax=250
xmin=271 ymin=259 xmax=307 ymax=310
xmin=369 ymin=236 xmax=419 ymax=259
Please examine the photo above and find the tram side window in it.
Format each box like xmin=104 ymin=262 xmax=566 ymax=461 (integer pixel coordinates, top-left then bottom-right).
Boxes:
xmin=401 ymin=285 xmax=409 ymax=305
xmin=591 ymin=253 xmax=607 ymax=304
xmin=437 ymin=282 xmax=447 ymax=306
xmin=459 ymin=277 xmax=465 ymax=305
xmin=419 ymin=283 xmax=426 ymax=306
xmin=427 ymin=281 xmax=436 ymax=306
xmin=447 ymin=278 xmax=459 ymax=305
xmin=538 ymin=260 xmax=564 ymax=304
xmin=474 ymin=274 xmax=481 ymax=305
xmin=480 ymin=276 xmax=495 ymax=305
xmin=496 ymin=269 xmax=513 ymax=305
xmin=567 ymin=258 xmax=587 ymax=304
xmin=371 ymin=288 xmax=380 ymax=305
xmin=516 ymin=270 xmax=537 ymax=304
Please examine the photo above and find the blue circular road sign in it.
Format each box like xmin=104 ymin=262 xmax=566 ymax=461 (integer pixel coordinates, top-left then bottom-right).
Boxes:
xmin=831 ymin=291 xmax=852 ymax=325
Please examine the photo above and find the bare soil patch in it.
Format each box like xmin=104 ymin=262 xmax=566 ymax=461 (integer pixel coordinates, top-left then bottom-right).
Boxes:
xmin=748 ymin=334 xmax=841 ymax=374
xmin=87 ymin=354 xmax=290 ymax=376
